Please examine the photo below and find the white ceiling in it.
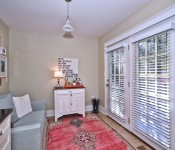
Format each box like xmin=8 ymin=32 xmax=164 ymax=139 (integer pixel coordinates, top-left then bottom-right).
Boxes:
xmin=0 ymin=0 xmax=150 ymax=37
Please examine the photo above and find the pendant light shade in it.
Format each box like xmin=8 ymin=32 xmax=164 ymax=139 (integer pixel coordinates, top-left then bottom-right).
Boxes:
xmin=63 ymin=19 xmax=73 ymax=32
xmin=63 ymin=0 xmax=74 ymax=33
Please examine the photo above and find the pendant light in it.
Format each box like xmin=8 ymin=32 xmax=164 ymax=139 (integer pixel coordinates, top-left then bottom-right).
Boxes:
xmin=63 ymin=0 xmax=74 ymax=33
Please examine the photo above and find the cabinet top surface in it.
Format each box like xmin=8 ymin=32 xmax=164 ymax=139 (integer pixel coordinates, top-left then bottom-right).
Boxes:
xmin=54 ymin=87 xmax=85 ymax=90
xmin=0 ymin=108 xmax=13 ymax=124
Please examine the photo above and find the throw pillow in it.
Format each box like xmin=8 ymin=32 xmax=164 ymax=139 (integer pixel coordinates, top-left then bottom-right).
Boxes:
xmin=13 ymin=94 xmax=32 ymax=118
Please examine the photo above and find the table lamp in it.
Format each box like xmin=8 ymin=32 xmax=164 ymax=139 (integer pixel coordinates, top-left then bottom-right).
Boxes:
xmin=54 ymin=70 xmax=64 ymax=88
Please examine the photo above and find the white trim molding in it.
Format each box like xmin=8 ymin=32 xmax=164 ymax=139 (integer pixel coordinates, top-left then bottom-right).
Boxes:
xmin=131 ymin=22 xmax=175 ymax=43
xmin=105 ymin=4 xmax=175 ymax=48
xmin=47 ymin=105 xmax=93 ymax=117
xmin=85 ymin=105 xmax=93 ymax=112
xmin=47 ymin=110 xmax=55 ymax=117
xmin=105 ymin=43 xmax=128 ymax=52
xmin=99 ymin=105 xmax=107 ymax=115
xmin=47 ymin=105 xmax=107 ymax=117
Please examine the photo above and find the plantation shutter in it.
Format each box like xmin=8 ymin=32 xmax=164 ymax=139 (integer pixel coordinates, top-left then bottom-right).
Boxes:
xmin=108 ymin=47 xmax=125 ymax=120
xmin=133 ymin=31 xmax=171 ymax=149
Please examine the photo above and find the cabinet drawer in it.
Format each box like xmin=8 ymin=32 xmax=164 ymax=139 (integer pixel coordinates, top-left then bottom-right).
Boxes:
xmin=71 ymin=93 xmax=84 ymax=97
xmin=55 ymin=89 xmax=85 ymax=95
xmin=0 ymin=116 xmax=10 ymax=141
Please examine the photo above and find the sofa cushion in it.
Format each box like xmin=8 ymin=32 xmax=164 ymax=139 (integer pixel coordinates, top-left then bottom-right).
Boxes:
xmin=0 ymin=92 xmax=19 ymax=123
xmin=12 ymin=123 xmax=44 ymax=150
xmin=13 ymin=110 xmax=46 ymax=127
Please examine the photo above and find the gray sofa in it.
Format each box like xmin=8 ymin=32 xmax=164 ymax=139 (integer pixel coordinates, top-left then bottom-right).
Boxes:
xmin=0 ymin=92 xmax=47 ymax=150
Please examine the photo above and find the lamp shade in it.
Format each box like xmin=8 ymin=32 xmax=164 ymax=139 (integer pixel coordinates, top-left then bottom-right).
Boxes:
xmin=54 ymin=70 xmax=64 ymax=78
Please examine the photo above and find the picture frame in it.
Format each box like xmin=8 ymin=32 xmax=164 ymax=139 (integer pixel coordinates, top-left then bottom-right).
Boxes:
xmin=58 ymin=58 xmax=78 ymax=78
xmin=0 ymin=55 xmax=7 ymax=77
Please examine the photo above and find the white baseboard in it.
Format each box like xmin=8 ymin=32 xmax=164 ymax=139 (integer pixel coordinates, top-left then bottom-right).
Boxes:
xmin=47 ymin=105 xmax=107 ymax=117
xmin=47 ymin=105 xmax=93 ymax=117
xmin=99 ymin=105 xmax=107 ymax=115
xmin=85 ymin=105 xmax=93 ymax=112
xmin=85 ymin=105 xmax=108 ymax=115
xmin=47 ymin=110 xmax=55 ymax=117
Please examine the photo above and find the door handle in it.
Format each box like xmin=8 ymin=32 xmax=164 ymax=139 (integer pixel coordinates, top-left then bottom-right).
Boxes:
xmin=0 ymin=131 xmax=2 ymax=136
xmin=106 ymin=84 xmax=110 ymax=87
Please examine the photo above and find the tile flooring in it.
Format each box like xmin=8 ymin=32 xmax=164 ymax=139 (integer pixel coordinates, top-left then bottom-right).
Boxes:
xmin=97 ymin=112 xmax=154 ymax=150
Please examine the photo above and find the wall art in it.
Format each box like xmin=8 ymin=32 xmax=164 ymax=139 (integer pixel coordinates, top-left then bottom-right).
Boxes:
xmin=58 ymin=58 xmax=78 ymax=78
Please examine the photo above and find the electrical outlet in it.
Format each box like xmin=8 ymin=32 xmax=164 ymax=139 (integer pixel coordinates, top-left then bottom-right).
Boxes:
xmin=91 ymin=96 xmax=95 ymax=99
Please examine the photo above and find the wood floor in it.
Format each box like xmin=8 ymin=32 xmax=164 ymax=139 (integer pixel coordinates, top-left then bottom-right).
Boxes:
xmin=97 ymin=112 xmax=154 ymax=150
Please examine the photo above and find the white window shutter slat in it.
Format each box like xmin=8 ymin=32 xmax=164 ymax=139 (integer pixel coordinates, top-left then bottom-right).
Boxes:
xmin=133 ymin=31 xmax=171 ymax=149
xmin=108 ymin=47 xmax=125 ymax=120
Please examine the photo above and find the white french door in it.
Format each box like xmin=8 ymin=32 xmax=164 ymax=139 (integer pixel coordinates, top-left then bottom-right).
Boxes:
xmin=132 ymin=31 xmax=172 ymax=149
xmin=130 ymin=28 xmax=175 ymax=150
xmin=105 ymin=41 xmax=130 ymax=130
xmin=104 ymin=8 xmax=175 ymax=149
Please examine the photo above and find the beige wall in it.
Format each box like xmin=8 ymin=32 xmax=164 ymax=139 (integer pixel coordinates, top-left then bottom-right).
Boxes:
xmin=98 ymin=0 xmax=175 ymax=107
xmin=9 ymin=28 xmax=98 ymax=110
xmin=0 ymin=19 xmax=9 ymax=94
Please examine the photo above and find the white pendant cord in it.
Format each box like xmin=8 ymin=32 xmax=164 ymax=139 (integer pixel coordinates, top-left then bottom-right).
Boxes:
xmin=63 ymin=0 xmax=74 ymax=33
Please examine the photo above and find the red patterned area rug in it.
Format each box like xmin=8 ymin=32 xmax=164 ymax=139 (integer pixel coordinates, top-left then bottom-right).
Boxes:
xmin=48 ymin=113 xmax=133 ymax=150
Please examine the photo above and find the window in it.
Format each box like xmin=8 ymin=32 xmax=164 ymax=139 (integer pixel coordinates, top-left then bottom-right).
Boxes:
xmin=133 ymin=32 xmax=171 ymax=148
xmin=108 ymin=47 xmax=125 ymax=120
xmin=105 ymin=8 xmax=175 ymax=149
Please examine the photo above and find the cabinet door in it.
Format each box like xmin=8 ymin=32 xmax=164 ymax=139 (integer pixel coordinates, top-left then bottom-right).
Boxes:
xmin=71 ymin=93 xmax=83 ymax=112
xmin=56 ymin=94 xmax=70 ymax=113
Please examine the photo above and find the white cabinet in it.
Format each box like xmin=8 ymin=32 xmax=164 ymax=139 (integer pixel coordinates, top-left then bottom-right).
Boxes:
xmin=0 ymin=115 xmax=11 ymax=150
xmin=54 ymin=88 xmax=85 ymax=121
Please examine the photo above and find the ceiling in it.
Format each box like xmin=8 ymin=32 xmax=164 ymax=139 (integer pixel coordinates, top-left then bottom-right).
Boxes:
xmin=0 ymin=0 xmax=150 ymax=37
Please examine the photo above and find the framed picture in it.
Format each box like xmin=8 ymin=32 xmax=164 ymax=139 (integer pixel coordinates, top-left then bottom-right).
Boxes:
xmin=0 ymin=55 xmax=7 ymax=77
xmin=58 ymin=58 xmax=78 ymax=78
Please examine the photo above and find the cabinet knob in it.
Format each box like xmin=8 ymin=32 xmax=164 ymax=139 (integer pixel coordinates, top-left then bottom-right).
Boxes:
xmin=70 ymin=103 xmax=72 ymax=105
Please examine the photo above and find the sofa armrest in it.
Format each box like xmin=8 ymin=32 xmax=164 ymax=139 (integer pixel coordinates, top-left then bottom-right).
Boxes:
xmin=31 ymin=100 xmax=46 ymax=111
xmin=12 ymin=124 xmax=41 ymax=133
xmin=11 ymin=124 xmax=42 ymax=150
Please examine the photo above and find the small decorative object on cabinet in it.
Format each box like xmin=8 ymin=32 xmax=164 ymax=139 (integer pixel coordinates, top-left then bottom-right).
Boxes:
xmin=0 ymin=108 xmax=13 ymax=150
xmin=54 ymin=88 xmax=85 ymax=121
